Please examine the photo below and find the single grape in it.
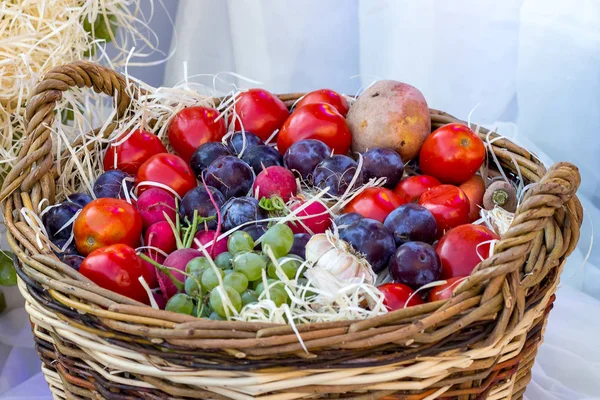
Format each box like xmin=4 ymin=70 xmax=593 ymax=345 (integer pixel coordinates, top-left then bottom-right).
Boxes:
xmin=179 ymin=186 xmax=225 ymax=228
xmin=215 ymin=252 xmax=233 ymax=270
xmin=166 ymin=293 xmax=194 ymax=315
xmin=209 ymin=311 xmax=226 ymax=320
xmin=255 ymin=279 xmax=283 ymax=297
xmin=184 ymin=271 xmax=204 ymax=296
xmin=362 ymin=148 xmax=404 ymax=188
xmin=241 ymin=289 xmax=259 ymax=306
xmin=383 ymin=203 xmax=438 ymax=246
xmin=205 ymin=156 xmax=254 ymax=199
xmin=243 ymin=224 xmax=268 ymax=250
xmin=186 ymin=257 xmax=211 ymax=274
xmin=233 ymin=252 xmax=266 ymax=281
xmin=339 ymin=218 xmax=395 ymax=273
xmin=268 ymin=287 xmax=288 ymax=307
xmin=201 ymin=268 xmax=225 ymax=291
xmin=0 ymin=251 xmax=17 ymax=287
xmin=227 ymin=131 xmax=264 ymax=155
xmin=334 ymin=212 xmax=363 ymax=228
xmin=221 ymin=197 xmax=267 ymax=231
xmin=241 ymin=145 xmax=283 ymax=175
xmin=93 ymin=170 xmax=133 ymax=200
xmin=227 ymin=231 xmax=255 ymax=254
xmin=190 ymin=142 xmax=231 ymax=178
xmin=210 ymin=286 xmax=242 ymax=317
xmin=262 ymin=224 xmax=294 ymax=258
xmin=283 ymin=139 xmax=331 ymax=181
xmin=313 ymin=155 xmax=364 ymax=197
xmin=223 ymin=271 xmax=249 ymax=293
xmin=289 ymin=233 xmax=310 ymax=259
xmin=223 ymin=269 xmax=235 ymax=275
xmin=389 ymin=242 xmax=441 ymax=289
xmin=66 ymin=193 xmax=93 ymax=208
xmin=42 ymin=202 xmax=82 ymax=242
xmin=267 ymin=256 xmax=302 ymax=280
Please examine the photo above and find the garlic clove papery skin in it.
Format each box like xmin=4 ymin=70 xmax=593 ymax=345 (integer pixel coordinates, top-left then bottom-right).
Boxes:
xmin=305 ymin=234 xmax=334 ymax=264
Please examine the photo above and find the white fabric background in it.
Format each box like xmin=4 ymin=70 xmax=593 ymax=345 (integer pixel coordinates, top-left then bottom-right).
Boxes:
xmin=2 ymin=1 xmax=600 ymax=399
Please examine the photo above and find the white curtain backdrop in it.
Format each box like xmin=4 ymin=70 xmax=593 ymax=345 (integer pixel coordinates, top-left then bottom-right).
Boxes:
xmin=2 ymin=1 xmax=600 ymax=399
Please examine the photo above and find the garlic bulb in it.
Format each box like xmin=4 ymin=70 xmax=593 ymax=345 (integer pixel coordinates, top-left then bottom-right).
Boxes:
xmin=304 ymin=234 xmax=375 ymax=293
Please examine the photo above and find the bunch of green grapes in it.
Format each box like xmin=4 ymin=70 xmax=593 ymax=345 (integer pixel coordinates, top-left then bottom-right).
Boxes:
xmin=165 ymin=224 xmax=307 ymax=320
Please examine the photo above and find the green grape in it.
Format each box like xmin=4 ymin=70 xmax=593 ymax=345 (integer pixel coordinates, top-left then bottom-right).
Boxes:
xmin=201 ymin=268 xmax=224 ymax=291
xmin=233 ymin=252 xmax=266 ymax=281
xmin=0 ymin=251 xmax=17 ymax=287
xmin=209 ymin=287 xmax=242 ymax=318
xmin=227 ymin=231 xmax=254 ymax=254
xmin=297 ymin=278 xmax=317 ymax=299
xmin=255 ymin=279 xmax=282 ymax=297
xmin=268 ymin=287 xmax=288 ymax=307
xmin=223 ymin=271 xmax=249 ymax=294
xmin=166 ymin=294 xmax=194 ymax=315
xmin=209 ymin=311 xmax=226 ymax=320
xmin=193 ymin=303 xmax=211 ymax=318
xmin=215 ymin=252 xmax=233 ymax=270
xmin=262 ymin=224 xmax=294 ymax=258
xmin=186 ymin=257 xmax=211 ymax=274
xmin=267 ymin=257 xmax=302 ymax=280
xmin=241 ymin=290 xmax=259 ymax=306
xmin=184 ymin=271 xmax=204 ymax=296
xmin=223 ymin=269 xmax=235 ymax=275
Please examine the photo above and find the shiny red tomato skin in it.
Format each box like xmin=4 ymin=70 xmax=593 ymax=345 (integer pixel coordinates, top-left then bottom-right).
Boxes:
xmin=344 ymin=187 xmax=406 ymax=223
xmin=232 ymin=89 xmax=289 ymax=141
xmin=168 ymin=106 xmax=226 ymax=162
xmin=295 ymin=89 xmax=349 ymax=117
xmin=80 ymin=244 xmax=148 ymax=304
xmin=394 ymin=175 xmax=441 ymax=203
xmin=378 ymin=283 xmax=424 ymax=311
xmin=436 ymin=224 xmax=500 ymax=279
xmin=74 ymin=198 xmax=143 ymax=256
xmin=428 ymin=276 xmax=467 ymax=302
xmin=135 ymin=153 xmax=197 ymax=197
xmin=277 ymin=103 xmax=352 ymax=155
xmin=418 ymin=185 xmax=470 ymax=233
xmin=419 ymin=123 xmax=486 ymax=185
xmin=103 ymin=130 xmax=167 ymax=175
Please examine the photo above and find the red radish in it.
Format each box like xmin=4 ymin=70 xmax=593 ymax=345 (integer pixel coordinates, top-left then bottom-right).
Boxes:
xmin=137 ymin=188 xmax=176 ymax=229
xmin=144 ymin=221 xmax=177 ymax=255
xmin=158 ymin=248 xmax=202 ymax=299
xmin=193 ymin=230 xmax=228 ymax=257
xmin=288 ymin=199 xmax=331 ymax=234
xmin=140 ymin=250 xmax=163 ymax=289
xmin=152 ymin=291 xmax=167 ymax=310
xmin=253 ymin=166 xmax=297 ymax=202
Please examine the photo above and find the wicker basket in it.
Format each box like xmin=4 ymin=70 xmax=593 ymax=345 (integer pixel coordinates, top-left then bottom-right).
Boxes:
xmin=1 ymin=61 xmax=583 ymax=400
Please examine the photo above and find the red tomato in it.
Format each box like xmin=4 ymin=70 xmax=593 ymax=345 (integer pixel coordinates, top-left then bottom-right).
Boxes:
xmin=436 ymin=224 xmax=500 ymax=278
xmin=168 ymin=106 xmax=226 ymax=162
xmin=232 ymin=89 xmax=289 ymax=141
xmin=135 ymin=153 xmax=197 ymax=197
xmin=394 ymin=175 xmax=441 ymax=203
xmin=295 ymin=89 xmax=349 ymax=117
xmin=103 ymin=130 xmax=167 ymax=175
xmin=378 ymin=283 xmax=424 ymax=311
xmin=418 ymin=185 xmax=470 ymax=233
xmin=74 ymin=198 xmax=142 ymax=256
xmin=80 ymin=244 xmax=148 ymax=303
xmin=459 ymin=175 xmax=485 ymax=222
xmin=277 ymin=103 xmax=351 ymax=155
xmin=428 ymin=276 xmax=467 ymax=302
xmin=419 ymin=123 xmax=486 ymax=185
xmin=344 ymin=187 xmax=405 ymax=223
xmin=288 ymin=199 xmax=331 ymax=234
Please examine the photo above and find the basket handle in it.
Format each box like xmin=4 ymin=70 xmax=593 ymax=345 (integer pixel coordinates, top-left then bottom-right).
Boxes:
xmin=0 ymin=61 xmax=131 ymax=201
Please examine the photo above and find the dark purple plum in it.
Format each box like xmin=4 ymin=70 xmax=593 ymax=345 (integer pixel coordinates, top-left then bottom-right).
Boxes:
xmin=389 ymin=242 xmax=441 ymax=289
xmin=179 ymin=186 xmax=225 ymax=228
xmin=339 ymin=218 xmax=395 ymax=273
xmin=227 ymin=131 xmax=264 ymax=155
xmin=283 ymin=139 xmax=331 ymax=181
xmin=313 ymin=155 xmax=364 ymax=197
xmin=384 ymin=203 xmax=437 ymax=246
xmin=61 ymin=254 xmax=84 ymax=271
xmin=221 ymin=197 xmax=268 ymax=231
xmin=241 ymin=145 xmax=283 ymax=174
xmin=362 ymin=148 xmax=404 ymax=188
xmin=205 ymin=156 xmax=254 ymax=199
xmin=190 ymin=142 xmax=231 ymax=178
xmin=93 ymin=170 xmax=133 ymax=199
xmin=334 ymin=212 xmax=363 ymax=228
xmin=42 ymin=202 xmax=81 ymax=242
xmin=289 ymin=233 xmax=310 ymax=259
xmin=66 ymin=193 xmax=93 ymax=208
xmin=52 ymin=239 xmax=80 ymax=257
xmin=243 ymin=224 xmax=268 ymax=250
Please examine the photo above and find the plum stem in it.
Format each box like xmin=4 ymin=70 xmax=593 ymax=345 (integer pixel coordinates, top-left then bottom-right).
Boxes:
xmin=200 ymin=174 xmax=222 ymax=259
xmin=138 ymin=252 xmax=184 ymax=292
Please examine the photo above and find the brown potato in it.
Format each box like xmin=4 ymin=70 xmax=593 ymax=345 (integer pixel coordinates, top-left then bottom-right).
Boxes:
xmin=347 ymin=80 xmax=431 ymax=161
